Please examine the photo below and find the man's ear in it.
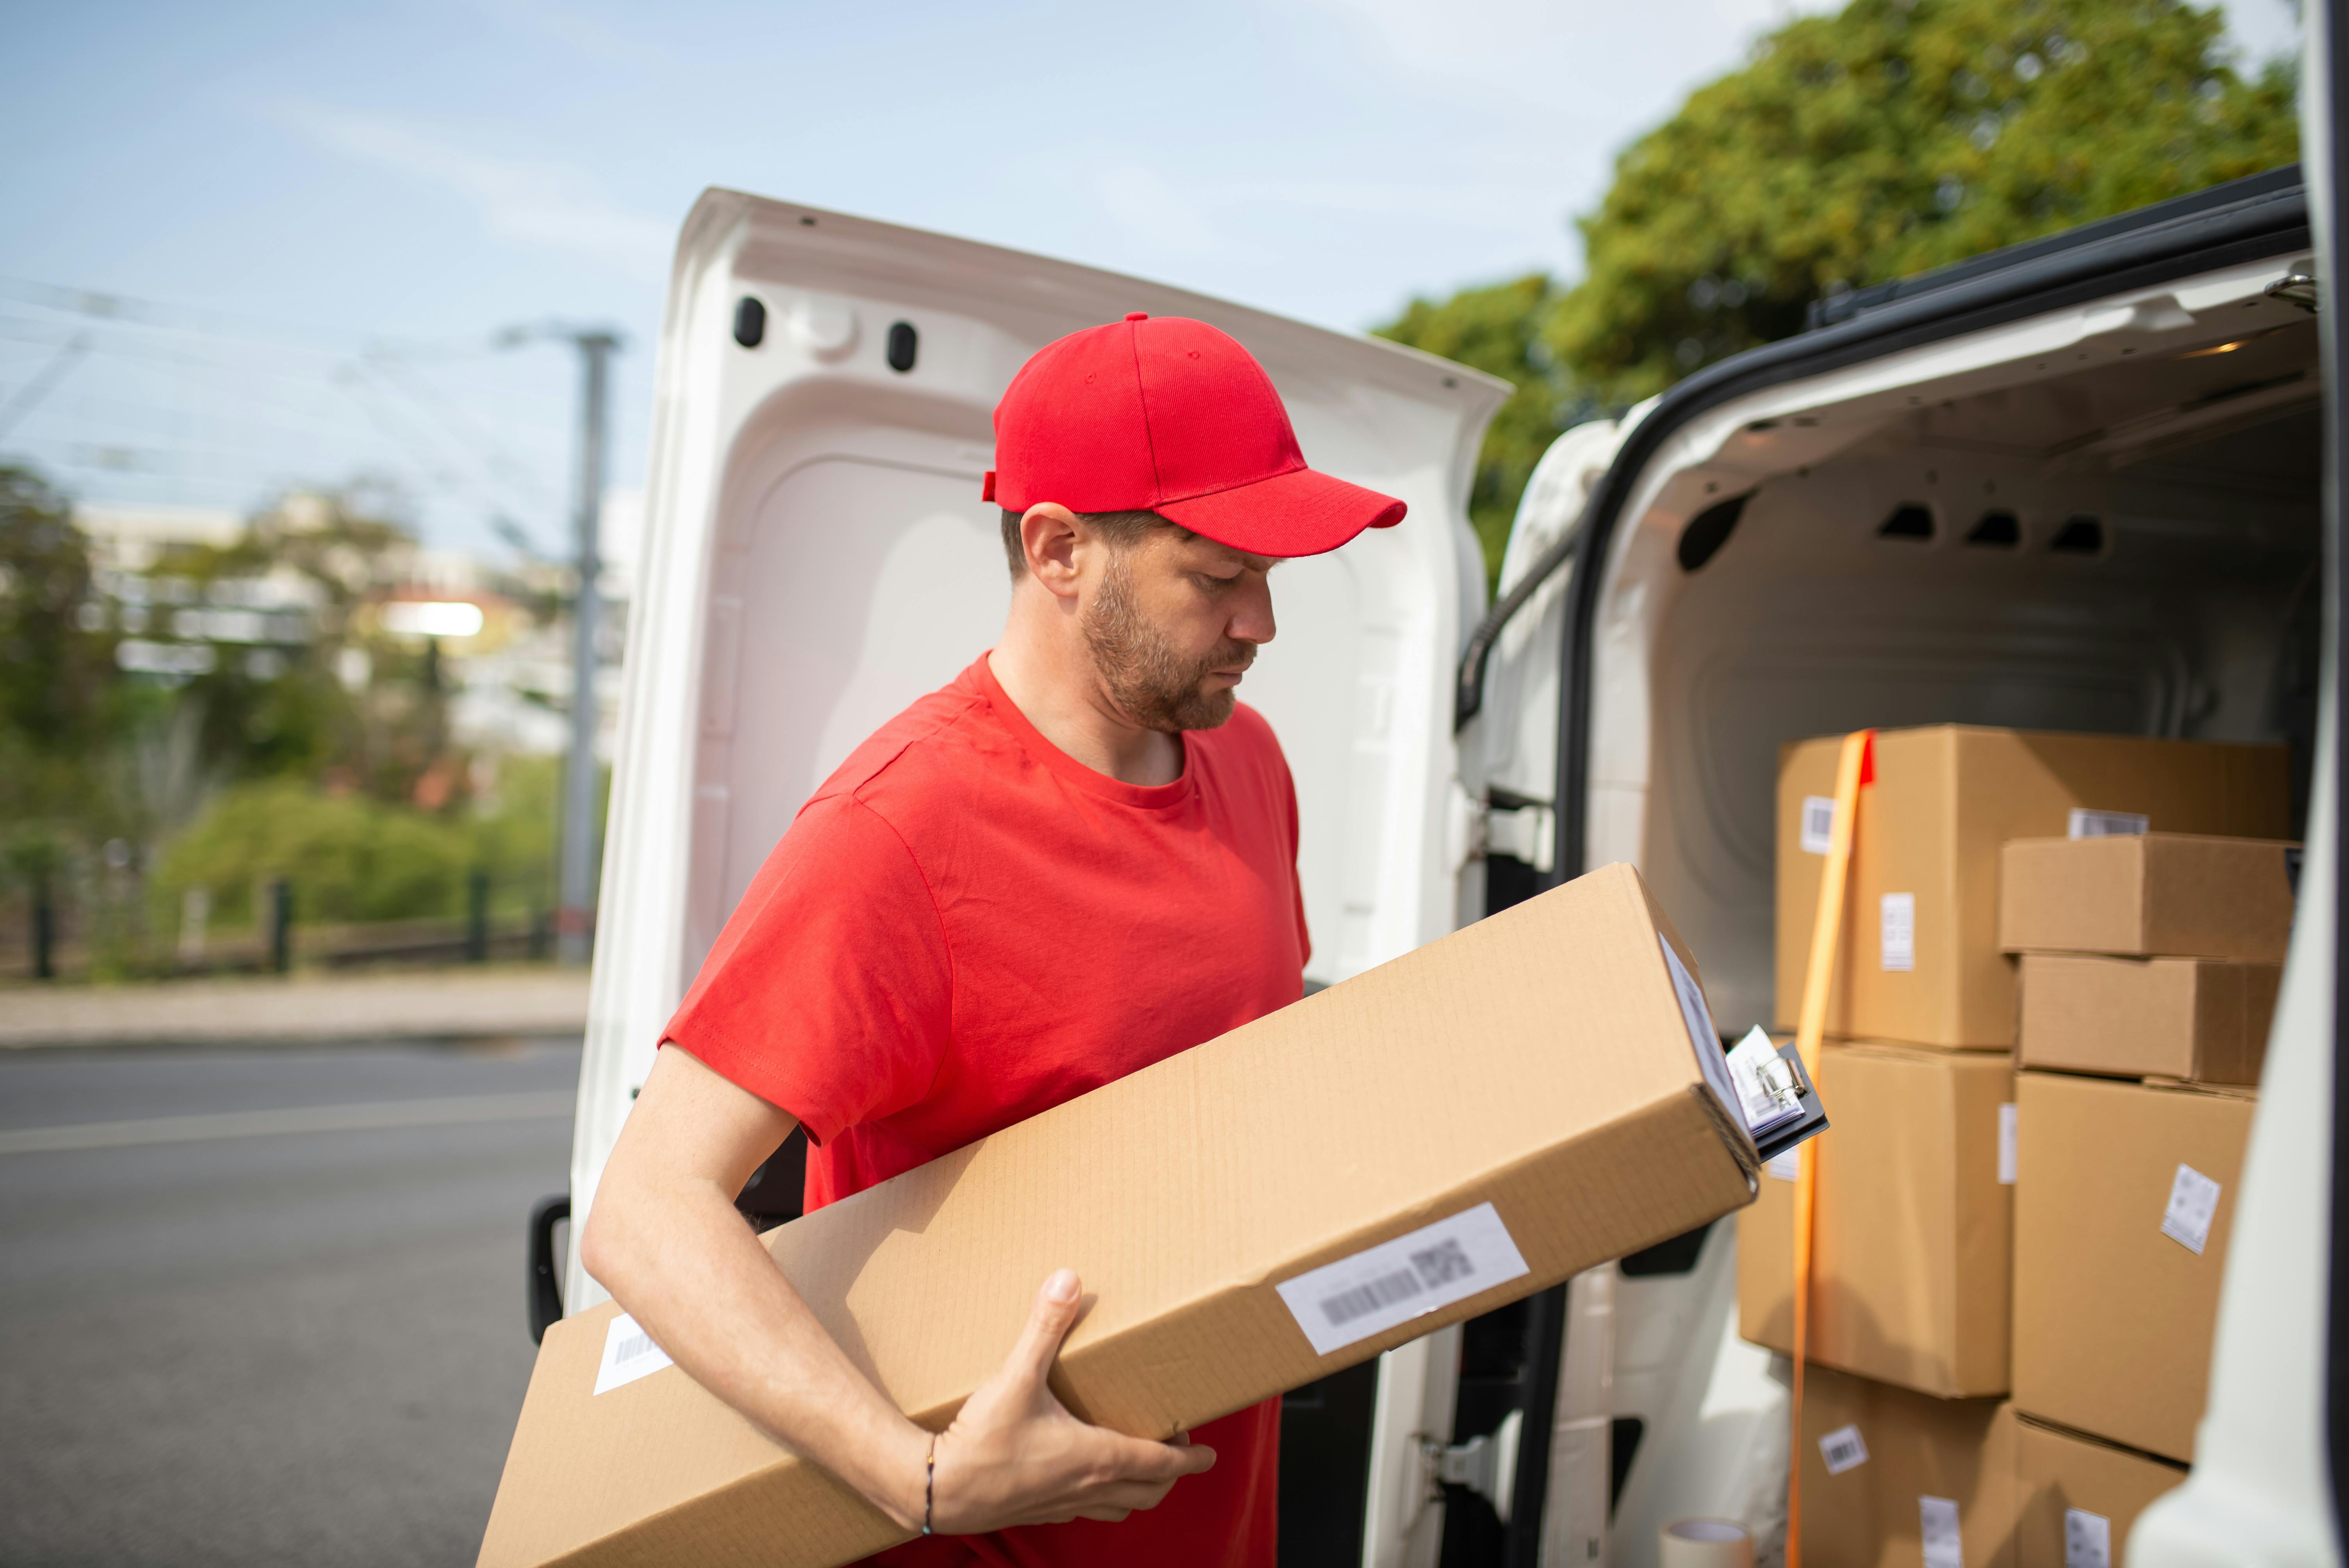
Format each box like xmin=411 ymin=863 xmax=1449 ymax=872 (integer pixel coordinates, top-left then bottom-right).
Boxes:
xmin=1019 ymin=503 xmax=1084 ymax=600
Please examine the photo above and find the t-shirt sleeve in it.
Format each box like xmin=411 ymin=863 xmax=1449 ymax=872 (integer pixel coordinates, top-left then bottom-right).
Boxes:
xmin=659 ymin=793 xmax=952 ymax=1144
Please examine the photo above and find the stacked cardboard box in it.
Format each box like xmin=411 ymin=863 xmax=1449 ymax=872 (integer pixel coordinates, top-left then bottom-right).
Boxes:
xmin=1753 ymin=726 xmax=2286 ymax=1564
xmin=2000 ymin=832 xmax=2287 ymax=1466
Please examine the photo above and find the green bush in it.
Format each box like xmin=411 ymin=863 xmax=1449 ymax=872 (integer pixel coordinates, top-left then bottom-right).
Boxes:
xmin=153 ymin=780 xmax=474 ymax=927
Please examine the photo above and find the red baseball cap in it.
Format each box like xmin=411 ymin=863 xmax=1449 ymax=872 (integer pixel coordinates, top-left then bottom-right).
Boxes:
xmin=985 ymin=312 xmax=1406 ymax=557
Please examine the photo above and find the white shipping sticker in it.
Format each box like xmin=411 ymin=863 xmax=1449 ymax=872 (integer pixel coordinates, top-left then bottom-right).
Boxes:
xmin=593 ymin=1311 xmax=675 ymax=1395
xmin=2161 ymin=1163 xmax=2223 ymax=1254
xmin=2069 ymin=808 xmax=2150 ymax=839
xmin=1766 ymin=1150 xmax=1802 ymax=1182
xmin=1275 ymin=1202 xmax=1531 ymax=1358
xmin=2064 ymin=1507 xmax=2113 ymax=1568
xmin=1818 ymin=1422 xmax=1869 ymax=1475
xmin=1999 ymin=1103 xmax=2018 ymax=1185
xmin=1800 ymin=795 xmax=1837 ymax=855
xmin=1725 ymin=1025 xmax=1804 ymax=1136
xmin=1880 ymin=893 xmax=1916 ymax=971
xmin=1919 ymin=1495 xmax=1964 ymax=1568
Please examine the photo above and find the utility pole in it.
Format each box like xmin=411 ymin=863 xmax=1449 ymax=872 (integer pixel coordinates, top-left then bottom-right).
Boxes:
xmin=557 ymin=330 xmax=619 ymax=967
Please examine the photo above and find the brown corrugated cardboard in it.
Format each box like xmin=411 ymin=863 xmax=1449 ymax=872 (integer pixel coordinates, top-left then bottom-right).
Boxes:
xmin=479 ymin=863 xmax=1761 ymax=1568
xmin=1739 ymin=1042 xmax=2013 ymax=1397
xmin=1797 ymin=1369 xmax=2016 ymax=1567
xmin=2010 ymin=1414 xmax=2187 ymax=1568
xmin=2011 ymin=1070 xmax=2256 ymax=1462
xmin=1776 ymin=726 xmax=2286 ymax=1048
xmin=2017 ymin=953 xmax=2277 ymax=1084
xmin=1998 ymin=834 xmax=2296 ymax=962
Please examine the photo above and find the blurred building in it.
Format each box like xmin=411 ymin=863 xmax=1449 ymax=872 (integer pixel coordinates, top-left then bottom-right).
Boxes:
xmin=73 ymin=497 xmax=629 ymax=763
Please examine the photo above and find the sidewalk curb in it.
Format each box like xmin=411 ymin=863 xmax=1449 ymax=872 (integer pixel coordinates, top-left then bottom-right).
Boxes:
xmin=0 ymin=968 xmax=592 ymax=1049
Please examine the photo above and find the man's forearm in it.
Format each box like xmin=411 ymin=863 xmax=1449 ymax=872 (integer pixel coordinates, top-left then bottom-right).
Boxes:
xmin=581 ymin=1174 xmax=929 ymax=1527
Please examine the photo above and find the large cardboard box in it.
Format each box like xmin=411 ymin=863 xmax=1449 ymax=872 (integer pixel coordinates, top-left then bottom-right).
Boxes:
xmin=2016 ymin=953 xmax=2277 ymax=1085
xmin=2010 ymin=1414 xmax=2188 ymax=1568
xmin=1739 ymin=1042 xmax=2012 ymax=1397
xmin=2011 ymin=1071 xmax=2256 ymax=1462
xmin=479 ymin=864 xmax=1763 ymax=1568
xmin=1998 ymin=834 xmax=2296 ymax=962
xmin=1776 ymin=727 xmax=2286 ymax=1048
xmin=1797 ymin=1368 xmax=2016 ymax=1567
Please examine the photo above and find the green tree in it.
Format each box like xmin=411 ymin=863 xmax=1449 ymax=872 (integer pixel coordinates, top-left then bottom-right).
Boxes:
xmin=1554 ymin=0 xmax=2298 ymax=404
xmin=0 ymin=467 xmax=121 ymax=824
xmin=1376 ymin=275 xmax=1595 ymax=584
xmin=1383 ymin=0 xmax=2299 ymax=583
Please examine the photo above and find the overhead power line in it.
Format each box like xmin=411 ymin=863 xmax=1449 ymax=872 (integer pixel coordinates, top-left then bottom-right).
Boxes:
xmin=0 ymin=332 xmax=91 ymax=442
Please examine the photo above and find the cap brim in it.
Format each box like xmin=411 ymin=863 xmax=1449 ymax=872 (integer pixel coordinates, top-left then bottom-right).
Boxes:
xmin=1153 ymin=467 xmax=1406 ymax=558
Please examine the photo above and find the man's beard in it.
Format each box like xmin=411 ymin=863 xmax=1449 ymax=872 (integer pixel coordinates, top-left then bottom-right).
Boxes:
xmin=1081 ymin=555 xmax=1253 ymax=733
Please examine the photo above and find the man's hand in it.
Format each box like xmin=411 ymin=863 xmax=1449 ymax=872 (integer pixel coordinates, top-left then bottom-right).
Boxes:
xmin=583 ymin=1048 xmax=1212 ymax=1540
xmin=929 ymin=1268 xmax=1215 ymax=1531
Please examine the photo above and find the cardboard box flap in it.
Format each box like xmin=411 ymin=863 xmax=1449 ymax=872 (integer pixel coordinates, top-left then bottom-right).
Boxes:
xmin=481 ymin=862 xmax=1759 ymax=1568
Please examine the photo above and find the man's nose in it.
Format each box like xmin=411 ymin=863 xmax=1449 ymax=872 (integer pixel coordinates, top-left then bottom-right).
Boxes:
xmin=1229 ymin=576 xmax=1276 ymax=645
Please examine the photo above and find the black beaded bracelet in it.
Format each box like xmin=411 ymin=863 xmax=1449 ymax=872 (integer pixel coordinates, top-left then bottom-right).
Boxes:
xmin=922 ymin=1434 xmax=937 ymax=1536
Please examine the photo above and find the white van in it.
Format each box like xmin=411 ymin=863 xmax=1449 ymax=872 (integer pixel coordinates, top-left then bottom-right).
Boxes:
xmin=530 ymin=83 xmax=2341 ymax=1568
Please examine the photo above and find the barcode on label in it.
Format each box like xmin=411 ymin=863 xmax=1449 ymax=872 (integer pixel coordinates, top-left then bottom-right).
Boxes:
xmin=1818 ymin=1422 xmax=1869 ymax=1475
xmin=1321 ymin=1268 xmax=1424 ymax=1327
xmin=1800 ymin=796 xmax=1837 ymax=855
xmin=2069 ymin=808 xmax=2149 ymax=839
xmin=593 ymin=1311 xmax=676 ymax=1395
xmin=2064 ymin=1507 xmax=2112 ymax=1568
xmin=1276 ymin=1202 xmax=1529 ymax=1357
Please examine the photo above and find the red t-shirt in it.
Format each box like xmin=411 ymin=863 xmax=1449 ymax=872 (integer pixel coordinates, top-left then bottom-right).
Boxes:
xmin=661 ymin=653 xmax=1308 ymax=1568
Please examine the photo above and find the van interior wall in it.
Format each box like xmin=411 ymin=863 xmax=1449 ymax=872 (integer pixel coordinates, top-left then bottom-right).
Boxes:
xmin=1639 ymin=363 xmax=2320 ymax=1037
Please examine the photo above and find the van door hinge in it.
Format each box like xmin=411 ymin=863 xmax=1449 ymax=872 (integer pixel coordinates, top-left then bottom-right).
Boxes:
xmin=1481 ymin=799 xmax=1555 ymax=875
xmin=1422 ymin=1408 xmax=1522 ymax=1523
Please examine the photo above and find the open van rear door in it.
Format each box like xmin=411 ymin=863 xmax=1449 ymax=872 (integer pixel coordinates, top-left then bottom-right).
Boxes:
xmin=565 ymin=190 xmax=1510 ymax=1566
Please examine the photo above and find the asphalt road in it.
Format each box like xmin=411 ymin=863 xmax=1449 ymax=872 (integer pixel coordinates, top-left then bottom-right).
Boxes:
xmin=0 ymin=1036 xmax=580 ymax=1568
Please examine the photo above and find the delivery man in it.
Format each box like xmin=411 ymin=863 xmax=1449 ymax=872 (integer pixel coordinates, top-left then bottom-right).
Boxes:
xmin=580 ymin=311 xmax=1407 ymax=1565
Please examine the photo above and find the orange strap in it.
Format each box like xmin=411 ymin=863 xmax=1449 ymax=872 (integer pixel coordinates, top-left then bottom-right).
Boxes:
xmin=1786 ymin=729 xmax=1872 ymax=1568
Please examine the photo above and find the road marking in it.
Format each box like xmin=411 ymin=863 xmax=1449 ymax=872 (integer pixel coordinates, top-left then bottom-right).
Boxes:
xmin=0 ymin=1091 xmax=576 ymax=1154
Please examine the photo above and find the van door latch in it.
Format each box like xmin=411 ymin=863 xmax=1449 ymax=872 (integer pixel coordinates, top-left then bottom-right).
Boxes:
xmin=1481 ymin=799 xmax=1554 ymax=874
xmin=1422 ymin=1408 xmax=1522 ymax=1523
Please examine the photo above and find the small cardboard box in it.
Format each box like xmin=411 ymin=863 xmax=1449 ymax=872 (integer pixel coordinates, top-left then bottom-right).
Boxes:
xmin=1998 ymin=834 xmax=2296 ymax=962
xmin=2012 ymin=1070 xmax=2255 ymax=1463
xmin=2010 ymin=1414 xmax=2188 ymax=1568
xmin=1738 ymin=1041 xmax=2013 ymax=1397
xmin=1797 ymin=1368 xmax=2016 ymax=1567
xmin=1776 ymin=726 xmax=2286 ymax=1048
xmin=2017 ymin=952 xmax=2278 ymax=1084
xmin=479 ymin=864 xmax=1763 ymax=1568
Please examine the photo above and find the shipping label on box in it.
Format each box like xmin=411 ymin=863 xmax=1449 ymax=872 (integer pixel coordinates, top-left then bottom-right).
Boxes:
xmin=2012 ymin=1071 xmax=2255 ymax=1462
xmin=479 ymin=864 xmax=1763 ymax=1568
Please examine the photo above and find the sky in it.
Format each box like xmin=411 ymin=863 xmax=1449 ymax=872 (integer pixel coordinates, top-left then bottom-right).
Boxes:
xmin=0 ymin=0 xmax=2303 ymax=563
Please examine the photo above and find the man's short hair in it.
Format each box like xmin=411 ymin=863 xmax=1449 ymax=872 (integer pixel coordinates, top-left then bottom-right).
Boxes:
xmin=999 ymin=508 xmax=1166 ymax=583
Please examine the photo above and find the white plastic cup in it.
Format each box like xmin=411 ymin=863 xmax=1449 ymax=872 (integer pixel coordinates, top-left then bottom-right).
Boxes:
xmin=1658 ymin=1517 xmax=1755 ymax=1568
